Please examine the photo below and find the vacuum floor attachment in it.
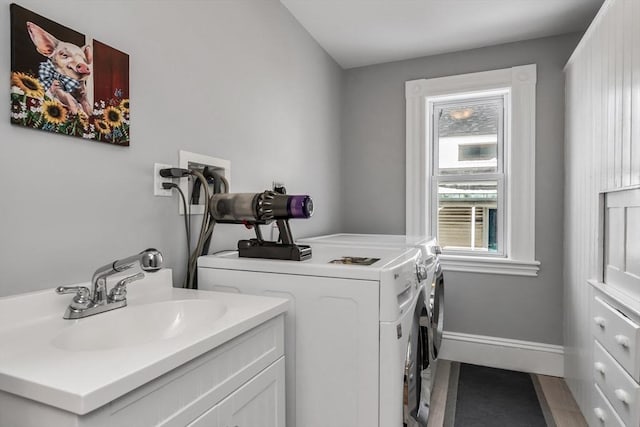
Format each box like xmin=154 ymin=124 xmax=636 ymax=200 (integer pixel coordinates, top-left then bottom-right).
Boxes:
xmin=238 ymin=239 xmax=312 ymax=261
xmin=238 ymin=217 xmax=312 ymax=261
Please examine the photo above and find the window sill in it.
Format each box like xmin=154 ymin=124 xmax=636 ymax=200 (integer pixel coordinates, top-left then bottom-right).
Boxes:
xmin=440 ymin=255 xmax=540 ymax=277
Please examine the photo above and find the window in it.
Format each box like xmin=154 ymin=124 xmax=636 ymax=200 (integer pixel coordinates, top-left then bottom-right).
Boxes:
xmin=405 ymin=65 xmax=540 ymax=276
xmin=432 ymin=95 xmax=505 ymax=255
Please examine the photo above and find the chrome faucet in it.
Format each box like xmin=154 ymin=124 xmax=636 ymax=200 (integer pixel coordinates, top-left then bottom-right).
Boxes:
xmin=56 ymin=249 xmax=163 ymax=319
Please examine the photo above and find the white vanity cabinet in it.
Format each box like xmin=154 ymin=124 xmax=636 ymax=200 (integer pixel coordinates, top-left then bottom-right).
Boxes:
xmin=0 ymin=271 xmax=288 ymax=427
xmin=0 ymin=314 xmax=285 ymax=427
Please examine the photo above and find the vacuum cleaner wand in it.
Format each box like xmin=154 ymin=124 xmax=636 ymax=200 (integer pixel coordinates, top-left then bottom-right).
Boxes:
xmin=209 ymin=191 xmax=313 ymax=261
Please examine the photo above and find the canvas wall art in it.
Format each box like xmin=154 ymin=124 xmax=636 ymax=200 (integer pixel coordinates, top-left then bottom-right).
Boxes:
xmin=10 ymin=4 xmax=130 ymax=146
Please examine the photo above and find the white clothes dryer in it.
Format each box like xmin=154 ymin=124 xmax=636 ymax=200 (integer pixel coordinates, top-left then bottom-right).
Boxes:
xmin=198 ymin=244 xmax=429 ymax=427
xmin=296 ymin=234 xmax=444 ymax=362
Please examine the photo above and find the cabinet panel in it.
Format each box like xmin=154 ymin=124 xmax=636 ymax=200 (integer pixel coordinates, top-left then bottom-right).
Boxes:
xmin=622 ymin=0 xmax=633 ymax=187
xmin=187 ymin=405 xmax=221 ymax=427
xmin=605 ymin=188 xmax=640 ymax=300
xmin=607 ymin=2 xmax=617 ymax=190
xmin=188 ymin=359 xmax=285 ymax=427
xmin=222 ymin=357 xmax=285 ymax=427
xmin=606 ymin=207 xmax=626 ymax=269
xmin=626 ymin=207 xmax=640 ymax=278
xmin=633 ymin=0 xmax=640 ymax=186
xmin=614 ymin=0 xmax=624 ymax=188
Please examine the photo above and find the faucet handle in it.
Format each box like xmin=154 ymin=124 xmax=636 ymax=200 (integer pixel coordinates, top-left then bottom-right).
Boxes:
xmin=56 ymin=286 xmax=91 ymax=309
xmin=56 ymin=285 xmax=90 ymax=297
xmin=109 ymin=272 xmax=145 ymax=302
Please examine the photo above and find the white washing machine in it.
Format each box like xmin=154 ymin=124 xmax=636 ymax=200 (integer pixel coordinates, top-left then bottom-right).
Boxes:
xmin=198 ymin=244 xmax=430 ymax=427
xmin=297 ymin=234 xmax=444 ymax=363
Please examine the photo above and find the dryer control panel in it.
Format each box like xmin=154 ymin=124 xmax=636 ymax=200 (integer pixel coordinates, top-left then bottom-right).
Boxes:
xmin=378 ymin=248 xmax=422 ymax=322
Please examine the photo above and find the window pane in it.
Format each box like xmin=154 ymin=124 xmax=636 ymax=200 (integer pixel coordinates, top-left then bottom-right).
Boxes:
xmin=437 ymin=181 xmax=498 ymax=252
xmin=437 ymin=99 xmax=501 ymax=175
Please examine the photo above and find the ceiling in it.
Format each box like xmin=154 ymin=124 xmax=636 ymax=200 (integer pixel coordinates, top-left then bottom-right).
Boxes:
xmin=280 ymin=0 xmax=604 ymax=69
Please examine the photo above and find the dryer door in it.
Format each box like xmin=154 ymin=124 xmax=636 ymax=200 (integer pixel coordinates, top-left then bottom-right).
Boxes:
xmin=403 ymin=296 xmax=428 ymax=427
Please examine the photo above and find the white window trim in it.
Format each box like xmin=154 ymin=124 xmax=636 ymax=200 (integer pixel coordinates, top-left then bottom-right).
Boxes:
xmin=406 ymin=65 xmax=540 ymax=277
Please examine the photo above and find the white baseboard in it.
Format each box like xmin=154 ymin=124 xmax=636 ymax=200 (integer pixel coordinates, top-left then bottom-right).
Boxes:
xmin=439 ymin=331 xmax=564 ymax=377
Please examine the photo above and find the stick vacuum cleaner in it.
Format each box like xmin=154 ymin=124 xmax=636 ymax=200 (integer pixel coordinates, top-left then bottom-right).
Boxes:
xmin=209 ymin=190 xmax=314 ymax=261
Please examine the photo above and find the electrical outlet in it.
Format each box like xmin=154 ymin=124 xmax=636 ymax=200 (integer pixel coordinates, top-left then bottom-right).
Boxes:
xmin=154 ymin=163 xmax=174 ymax=197
xmin=179 ymin=151 xmax=231 ymax=215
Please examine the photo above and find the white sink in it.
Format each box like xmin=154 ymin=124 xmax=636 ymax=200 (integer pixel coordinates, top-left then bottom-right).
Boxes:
xmin=0 ymin=269 xmax=288 ymax=415
xmin=51 ymin=299 xmax=228 ymax=351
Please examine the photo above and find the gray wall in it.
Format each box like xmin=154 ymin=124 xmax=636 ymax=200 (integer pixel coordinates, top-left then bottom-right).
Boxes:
xmin=0 ymin=0 xmax=343 ymax=296
xmin=0 ymin=0 xmax=581 ymax=347
xmin=341 ymin=33 xmax=581 ymax=345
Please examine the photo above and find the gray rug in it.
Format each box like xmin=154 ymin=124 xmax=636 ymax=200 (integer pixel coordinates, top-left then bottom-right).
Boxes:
xmin=443 ymin=363 xmax=555 ymax=427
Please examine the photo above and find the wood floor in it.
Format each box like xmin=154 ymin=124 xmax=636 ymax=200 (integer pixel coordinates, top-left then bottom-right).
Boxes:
xmin=534 ymin=375 xmax=588 ymax=427
xmin=427 ymin=360 xmax=588 ymax=427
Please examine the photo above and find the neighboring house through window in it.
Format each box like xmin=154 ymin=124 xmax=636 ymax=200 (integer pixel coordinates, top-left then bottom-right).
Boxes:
xmin=405 ymin=65 xmax=540 ymax=276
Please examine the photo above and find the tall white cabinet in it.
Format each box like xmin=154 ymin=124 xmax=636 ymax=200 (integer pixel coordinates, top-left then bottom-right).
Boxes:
xmin=564 ymin=0 xmax=640 ymax=424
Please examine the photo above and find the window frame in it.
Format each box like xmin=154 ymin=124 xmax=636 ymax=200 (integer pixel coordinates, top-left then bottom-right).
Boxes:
xmin=405 ymin=65 xmax=540 ymax=276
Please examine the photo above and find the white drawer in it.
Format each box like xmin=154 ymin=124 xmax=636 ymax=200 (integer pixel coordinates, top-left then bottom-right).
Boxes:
xmin=593 ymin=296 xmax=640 ymax=380
xmin=593 ymin=383 xmax=625 ymax=427
xmin=594 ymin=340 xmax=640 ymax=427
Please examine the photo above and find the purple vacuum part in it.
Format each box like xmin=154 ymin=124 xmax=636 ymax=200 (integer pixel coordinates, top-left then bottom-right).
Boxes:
xmin=287 ymin=195 xmax=314 ymax=218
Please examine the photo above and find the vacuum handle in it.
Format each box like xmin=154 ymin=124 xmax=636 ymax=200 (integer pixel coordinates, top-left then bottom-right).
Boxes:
xmin=277 ymin=219 xmax=294 ymax=245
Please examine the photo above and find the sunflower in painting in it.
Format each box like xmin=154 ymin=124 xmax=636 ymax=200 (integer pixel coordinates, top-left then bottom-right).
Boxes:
xmin=103 ymin=106 xmax=123 ymax=127
xmin=119 ymin=98 xmax=130 ymax=113
xmin=94 ymin=119 xmax=111 ymax=135
xmin=11 ymin=72 xmax=45 ymax=99
xmin=41 ymin=100 xmax=67 ymax=125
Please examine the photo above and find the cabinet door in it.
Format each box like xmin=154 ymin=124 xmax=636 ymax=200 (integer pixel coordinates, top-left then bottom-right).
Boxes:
xmin=188 ymin=358 xmax=285 ymax=427
xmin=187 ymin=404 xmax=221 ymax=427
xmin=219 ymin=357 xmax=285 ymax=427
xmin=220 ymin=357 xmax=285 ymax=427
xmin=605 ymin=189 xmax=640 ymax=299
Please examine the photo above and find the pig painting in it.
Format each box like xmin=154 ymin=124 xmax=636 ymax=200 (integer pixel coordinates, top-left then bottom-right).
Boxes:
xmin=26 ymin=21 xmax=93 ymax=116
xmin=10 ymin=4 xmax=130 ymax=146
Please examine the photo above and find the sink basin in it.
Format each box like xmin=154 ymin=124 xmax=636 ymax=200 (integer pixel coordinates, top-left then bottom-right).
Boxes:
xmin=0 ymin=269 xmax=289 ymax=415
xmin=51 ymin=299 xmax=227 ymax=351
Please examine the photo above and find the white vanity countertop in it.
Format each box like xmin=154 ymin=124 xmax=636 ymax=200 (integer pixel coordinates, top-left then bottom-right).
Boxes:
xmin=0 ymin=269 xmax=288 ymax=415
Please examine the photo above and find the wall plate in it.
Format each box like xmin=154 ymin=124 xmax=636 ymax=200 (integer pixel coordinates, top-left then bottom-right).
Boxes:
xmin=154 ymin=163 xmax=174 ymax=197
xmin=179 ymin=151 xmax=231 ymax=215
